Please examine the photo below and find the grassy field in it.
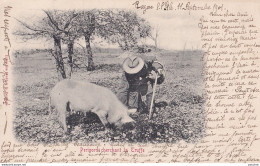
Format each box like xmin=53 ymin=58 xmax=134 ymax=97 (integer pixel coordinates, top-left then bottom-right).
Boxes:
xmin=13 ymin=49 xmax=205 ymax=144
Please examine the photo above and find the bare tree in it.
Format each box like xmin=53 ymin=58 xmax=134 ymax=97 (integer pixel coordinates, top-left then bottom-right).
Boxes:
xmin=75 ymin=10 xmax=96 ymax=71
xmin=43 ymin=10 xmax=81 ymax=78
xmin=95 ymin=10 xmax=151 ymax=51
xmin=15 ymin=10 xmax=79 ymax=79
xmin=74 ymin=9 xmax=152 ymax=70
xmin=149 ymin=25 xmax=159 ymax=50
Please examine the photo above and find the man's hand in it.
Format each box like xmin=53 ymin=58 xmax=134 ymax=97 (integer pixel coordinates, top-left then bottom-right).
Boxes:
xmin=148 ymin=70 xmax=157 ymax=79
xmin=157 ymin=69 xmax=164 ymax=75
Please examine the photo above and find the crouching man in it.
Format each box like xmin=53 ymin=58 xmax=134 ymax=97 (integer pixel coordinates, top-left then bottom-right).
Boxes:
xmin=117 ymin=55 xmax=165 ymax=116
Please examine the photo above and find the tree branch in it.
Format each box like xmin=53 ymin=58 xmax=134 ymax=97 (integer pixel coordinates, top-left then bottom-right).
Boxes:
xmin=43 ymin=10 xmax=63 ymax=32
xmin=64 ymin=11 xmax=79 ymax=30
xmin=15 ymin=18 xmax=51 ymax=34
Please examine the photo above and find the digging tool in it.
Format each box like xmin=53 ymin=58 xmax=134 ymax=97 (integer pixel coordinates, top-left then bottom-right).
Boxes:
xmin=149 ymin=73 xmax=158 ymax=120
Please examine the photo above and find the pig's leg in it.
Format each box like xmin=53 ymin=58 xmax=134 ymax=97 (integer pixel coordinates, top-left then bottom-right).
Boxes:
xmin=95 ymin=110 xmax=114 ymax=133
xmin=95 ymin=110 xmax=109 ymax=127
xmin=56 ymin=103 xmax=68 ymax=133
xmin=91 ymin=106 xmax=108 ymax=125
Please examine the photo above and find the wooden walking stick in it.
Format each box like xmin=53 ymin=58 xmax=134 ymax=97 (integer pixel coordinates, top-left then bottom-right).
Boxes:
xmin=149 ymin=73 xmax=158 ymax=120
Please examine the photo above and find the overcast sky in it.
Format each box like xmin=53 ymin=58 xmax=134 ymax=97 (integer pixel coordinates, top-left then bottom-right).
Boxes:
xmin=141 ymin=9 xmax=202 ymax=50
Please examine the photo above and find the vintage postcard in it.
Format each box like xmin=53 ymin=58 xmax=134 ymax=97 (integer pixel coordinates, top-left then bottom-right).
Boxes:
xmin=0 ymin=0 xmax=260 ymax=164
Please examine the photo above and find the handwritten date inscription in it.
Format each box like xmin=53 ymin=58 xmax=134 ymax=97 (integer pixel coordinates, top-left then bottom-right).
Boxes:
xmin=132 ymin=1 xmax=211 ymax=14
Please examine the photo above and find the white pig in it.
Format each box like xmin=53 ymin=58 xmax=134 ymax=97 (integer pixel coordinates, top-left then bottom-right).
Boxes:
xmin=49 ymin=79 xmax=135 ymax=132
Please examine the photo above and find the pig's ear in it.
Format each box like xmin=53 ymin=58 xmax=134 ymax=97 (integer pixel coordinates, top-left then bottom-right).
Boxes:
xmin=121 ymin=121 xmax=136 ymax=131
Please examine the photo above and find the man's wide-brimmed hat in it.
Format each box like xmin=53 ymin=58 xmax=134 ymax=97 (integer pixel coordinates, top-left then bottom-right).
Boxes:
xmin=122 ymin=56 xmax=145 ymax=74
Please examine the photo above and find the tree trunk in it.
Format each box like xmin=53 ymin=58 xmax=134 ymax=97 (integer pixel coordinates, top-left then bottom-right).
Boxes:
xmin=53 ymin=35 xmax=66 ymax=79
xmin=67 ymin=41 xmax=74 ymax=77
xmin=155 ymin=29 xmax=158 ymax=50
xmin=84 ymin=34 xmax=95 ymax=71
xmin=124 ymin=40 xmax=129 ymax=51
xmin=155 ymin=39 xmax=157 ymax=50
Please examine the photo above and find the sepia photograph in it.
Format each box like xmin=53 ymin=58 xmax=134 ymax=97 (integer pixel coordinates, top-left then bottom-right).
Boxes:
xmin=1 ymin=0 xmax=260 ymax=164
